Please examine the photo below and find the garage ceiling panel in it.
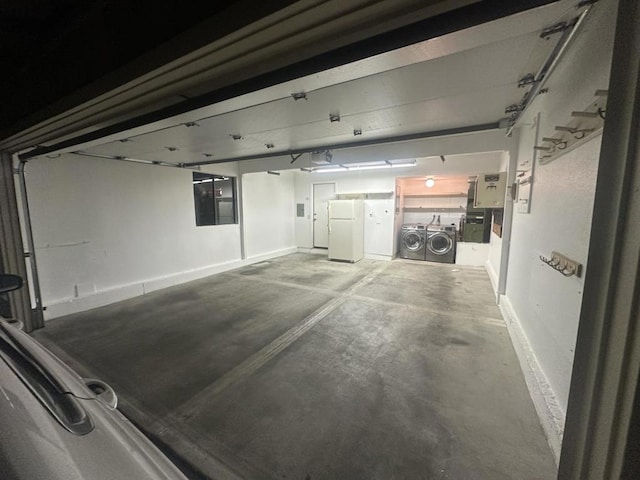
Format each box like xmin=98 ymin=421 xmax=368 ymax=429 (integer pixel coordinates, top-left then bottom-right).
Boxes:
xmin=75 ymin=0 xmax=577 ymax=166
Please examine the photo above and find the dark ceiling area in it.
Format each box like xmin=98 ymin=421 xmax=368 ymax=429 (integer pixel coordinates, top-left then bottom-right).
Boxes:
xmin=0 ymin=0 xmax=297 ymax=138
xmin=1 ymin=0 xmax=561 ymax=150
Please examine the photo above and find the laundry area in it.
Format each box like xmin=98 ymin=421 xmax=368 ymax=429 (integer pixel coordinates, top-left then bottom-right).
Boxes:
xmin=397 ymin=171 xmax=503 ymax=265
xmin=0 ymin=0 xmax=632 ymax=478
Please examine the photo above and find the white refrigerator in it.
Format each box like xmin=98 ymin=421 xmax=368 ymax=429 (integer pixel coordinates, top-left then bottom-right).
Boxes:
xmin=328 ymin=199 xmax=364 ymax=262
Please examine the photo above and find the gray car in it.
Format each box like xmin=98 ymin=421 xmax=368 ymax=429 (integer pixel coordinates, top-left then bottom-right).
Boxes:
xmin=0 ymin=274 xmax=189 ymax=479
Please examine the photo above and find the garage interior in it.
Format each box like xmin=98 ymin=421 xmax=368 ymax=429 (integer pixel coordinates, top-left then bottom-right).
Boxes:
xmin=34 ymin=255 xmax=555 ymax=479
xmin=1 ymin=0 xmax=639 ymax=478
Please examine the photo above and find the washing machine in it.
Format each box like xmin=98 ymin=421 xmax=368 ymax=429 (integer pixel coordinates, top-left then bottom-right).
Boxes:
xmin=400 ymin=224 xmax=427 ymax=260
xmin=425 ymin=225 xmax=456 ymax=264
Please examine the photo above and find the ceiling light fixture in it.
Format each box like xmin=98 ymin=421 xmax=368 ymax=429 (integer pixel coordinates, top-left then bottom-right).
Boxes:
xmin=425 ymin=178 xmax=436 ymax=188
xmin=313 ymin=160 xmax=416 ymax=173
xmin=314 ymin=167 xmax=347 ymax=173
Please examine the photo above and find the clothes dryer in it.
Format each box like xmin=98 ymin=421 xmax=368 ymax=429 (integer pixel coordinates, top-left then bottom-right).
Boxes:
xmin=425 ymin=225 xmax=456 ymax=264
xmin=400 ymin=224 xmax=427 ymax=260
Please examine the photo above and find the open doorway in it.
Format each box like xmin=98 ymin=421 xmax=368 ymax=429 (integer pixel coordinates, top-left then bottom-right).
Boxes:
xmin=312 ymin=183 xmax=335 ymax=248
xmin=396 ymin=172 xmax=506 ymax=266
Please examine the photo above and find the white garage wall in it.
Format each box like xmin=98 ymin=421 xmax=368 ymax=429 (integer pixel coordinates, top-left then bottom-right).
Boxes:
xmin=499 ymin=0 xmax=617 ymax=457
xmin=25 ymin=153 xmax=242 ymax=319
xmin=486 ymin=150 xmax=511 ymax=293
xmin=294 ymin=168 xmax=396 ymax=258
xmin=241 ymin=171 xmax=297 ymax=260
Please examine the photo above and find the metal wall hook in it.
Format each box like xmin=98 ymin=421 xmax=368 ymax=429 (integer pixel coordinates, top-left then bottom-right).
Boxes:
xmin=540 ymin=255 xmax=558 ymax=267
xmin=574 ymin=129 xmax=591 ymax=139
xmin=554 ymin=126 xmax=595 ymax=139
xmin=540 ymin=252 xmax=582 ymax=278
xmin=541 ymin=137 xmax=568 ymax=150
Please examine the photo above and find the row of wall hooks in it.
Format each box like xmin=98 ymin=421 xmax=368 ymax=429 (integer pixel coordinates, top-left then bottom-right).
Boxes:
xmin=540 ymin=251 xmax=582 ymax=278
xmin=536 ymin=89 xmax=608 ymax=165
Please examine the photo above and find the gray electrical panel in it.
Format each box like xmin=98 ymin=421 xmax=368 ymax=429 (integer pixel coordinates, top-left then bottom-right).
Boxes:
xmin=296 ymin=203 xmax=305 ymax=217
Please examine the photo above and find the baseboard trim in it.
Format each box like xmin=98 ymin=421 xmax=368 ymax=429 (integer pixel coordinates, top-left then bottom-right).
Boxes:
xmin=485 ymin=259 xmax=499 ymax=300
xmin=499 ymin=295 xmax=565 ymax=464
xmin=364 ymin=253 xmax=392 ymax=261
xmin=297 ymin=247 xmax=328 ymax=255
xmin=43 ymin=247 xmax=297 ymax=320
xmin=244 ymin=247 xmax=298 ymax=264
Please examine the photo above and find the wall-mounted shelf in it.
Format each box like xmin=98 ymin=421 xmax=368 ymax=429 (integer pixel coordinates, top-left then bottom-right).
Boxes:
xmin=403 ymin=193 xmax=467 ymax=198
xmin=537 ymin=89 xmax=607 ymax=165
xmin=403 ymin=207 xmax=466 ymax=213
xmin=336 ymin=192 xmax=394 ymax=200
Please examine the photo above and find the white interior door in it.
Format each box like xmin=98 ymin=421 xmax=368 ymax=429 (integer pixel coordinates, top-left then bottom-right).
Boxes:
xmin=313 ymin=183 xmax=335 ymax=248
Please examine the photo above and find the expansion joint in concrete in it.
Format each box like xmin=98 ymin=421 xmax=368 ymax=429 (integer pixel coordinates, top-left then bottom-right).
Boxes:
xmin=173 ymin=264 xmax=388 ymax=420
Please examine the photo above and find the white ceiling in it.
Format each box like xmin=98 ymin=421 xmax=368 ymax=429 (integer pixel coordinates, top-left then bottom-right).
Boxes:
xmin=56 ymin=0 xmax=577 ymax=167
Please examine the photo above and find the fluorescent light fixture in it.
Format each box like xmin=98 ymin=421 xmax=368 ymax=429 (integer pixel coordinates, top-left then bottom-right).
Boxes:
xmin=425 ymin=178 xmax=436 ymax=188
xmin=312 ymin=159 xmax=416 ymax=173
xmin=390 ymin=162 xmax=416 ymax=168
xmin=347 ymin=165 xmax=383 ymax=171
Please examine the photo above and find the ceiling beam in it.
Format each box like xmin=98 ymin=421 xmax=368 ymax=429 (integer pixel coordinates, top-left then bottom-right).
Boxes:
xmin=188 ymin=122 xmax=502 ymax=166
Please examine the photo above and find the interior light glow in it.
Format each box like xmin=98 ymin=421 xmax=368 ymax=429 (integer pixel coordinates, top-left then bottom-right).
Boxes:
xmin=313 ymin=160 xmax=416 ymax=173
xmin=390 ymin=162 xmax=417 ymax=168
xmin=425 ymin=178 xmax=436 ymax=188
xmin=315 ymin=167 xmax=348 ymax=173
xmin=352 ymin=165 xmax=388 ymax=171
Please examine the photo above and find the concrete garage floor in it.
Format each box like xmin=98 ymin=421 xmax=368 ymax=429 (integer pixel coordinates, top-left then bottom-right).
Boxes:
xmin=34 ymin=253 xmax=557 ymax=479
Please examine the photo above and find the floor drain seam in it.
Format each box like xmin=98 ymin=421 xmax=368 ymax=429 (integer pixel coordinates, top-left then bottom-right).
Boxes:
xmin=224 ymin=271 xmax=339 ymax=296
xmin=349 ymin=294 xmax=505 ymax=325
xmin=174 ymin=264 xmax=388 ymax=419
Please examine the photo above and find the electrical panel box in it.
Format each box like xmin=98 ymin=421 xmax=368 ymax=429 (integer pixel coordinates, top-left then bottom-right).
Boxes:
xmin=474 ymin=173 xmax=507 ymax=208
